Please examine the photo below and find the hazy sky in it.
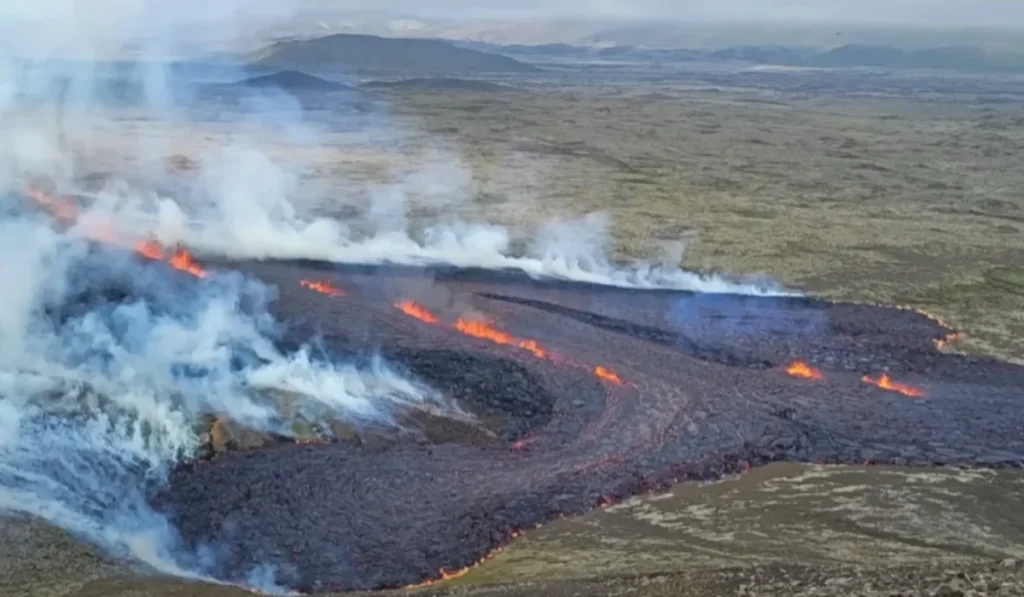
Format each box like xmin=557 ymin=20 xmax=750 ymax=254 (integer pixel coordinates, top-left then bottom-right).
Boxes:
xmin=3 ymin=0 xmax=1024 ymax=29
xmin=305 ymin=0 xmax=1024 ymax=27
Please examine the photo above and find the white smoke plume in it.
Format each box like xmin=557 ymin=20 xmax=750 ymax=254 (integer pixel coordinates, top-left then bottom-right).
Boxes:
xmin=0 ymin=204 xmax=446 ymax=590
xmin=0 ymin=3 xmax=450 ymax=592
xmin=107 ymin=147 xmax=789 ymax=295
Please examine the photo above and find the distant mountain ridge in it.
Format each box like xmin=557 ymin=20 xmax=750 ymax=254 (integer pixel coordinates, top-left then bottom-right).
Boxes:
xmin=253 ymin=33 xmax=538 ymax=74
xmin=455 ymin=40 xmax=1024 ymax=73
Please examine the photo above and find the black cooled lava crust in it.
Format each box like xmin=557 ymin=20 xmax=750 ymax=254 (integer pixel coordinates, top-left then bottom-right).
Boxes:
xmin=153 ymin=261 xmax=1024 ymax=591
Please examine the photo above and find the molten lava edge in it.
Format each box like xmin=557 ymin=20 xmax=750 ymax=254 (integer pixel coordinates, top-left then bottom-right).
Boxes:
xmin=150 ymin=258 xmax=1024 ymax=592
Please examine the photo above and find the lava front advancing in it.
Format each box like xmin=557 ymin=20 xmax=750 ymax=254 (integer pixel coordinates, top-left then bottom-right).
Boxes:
xmin=153 ymin=259 xmax=1024 ymax=592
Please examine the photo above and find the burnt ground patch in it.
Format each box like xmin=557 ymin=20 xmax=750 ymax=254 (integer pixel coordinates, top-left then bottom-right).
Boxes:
xmin=152 ymin=260 xmax=1024 ymax=592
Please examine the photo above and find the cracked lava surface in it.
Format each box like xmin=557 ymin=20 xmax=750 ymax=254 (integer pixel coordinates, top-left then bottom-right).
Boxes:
xmin=150 ymin=260 xmax=1024 ymax=592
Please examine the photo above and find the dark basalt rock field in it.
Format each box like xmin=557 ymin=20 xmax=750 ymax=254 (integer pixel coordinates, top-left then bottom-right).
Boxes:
xmin=152 ymin=259 xmax=1024 ymax=592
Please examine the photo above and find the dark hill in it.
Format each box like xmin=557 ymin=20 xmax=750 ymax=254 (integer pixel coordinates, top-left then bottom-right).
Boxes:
xmin=233 ymin=70 xmax=351 ymax=91
xmin=254 ymin=33 xmax=538 ymax=74
xmin=362 ymin=77 xmax=517 ymax=92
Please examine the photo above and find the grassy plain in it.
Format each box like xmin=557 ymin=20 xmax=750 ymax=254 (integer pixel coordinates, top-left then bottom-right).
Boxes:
xmin=372 ymin=86 xmax=1024 ymax=361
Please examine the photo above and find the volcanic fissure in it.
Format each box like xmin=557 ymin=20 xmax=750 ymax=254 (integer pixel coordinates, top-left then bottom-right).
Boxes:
xmin=21 ymin=188 xmax=1024 ymax=593
xmin=146 ymin=250 xmax=1024 ymax=592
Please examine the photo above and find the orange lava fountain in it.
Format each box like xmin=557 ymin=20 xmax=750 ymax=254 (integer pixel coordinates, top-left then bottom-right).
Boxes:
xmin=861 ymin=374 xmax=925 ymax=398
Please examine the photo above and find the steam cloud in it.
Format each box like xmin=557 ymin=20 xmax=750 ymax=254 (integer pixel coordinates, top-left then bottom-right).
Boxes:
xmin=0 ymin=0 xmax=790 ymax=592
xmin=0 ymin=204 xmax=444 ymax=590
xmin=97 ymin=146 xmax=788 ymax=295
xmin=0 ymin=5 xmax=443 ymax=590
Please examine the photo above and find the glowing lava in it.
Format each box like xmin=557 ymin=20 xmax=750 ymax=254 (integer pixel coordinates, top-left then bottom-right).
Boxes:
xmin=134 ymin=240 xmax=164 ymax=261
xmin=394 ymin=301 xmax=441 ymax=324
xmin=24 ymin=185 xmax=78 ymax=222
xmin=26 ymin=186 xmax=207 ymax=278
xmin=411 ymin=567 xmax=471 ymax=587
xmin=300 ymin=279 xmax=346 ymax=297
xmin=785 ymin=360 xmax=824 ymax=380
xmin=594 ymin=366 xmax=624 ymax=385
xmin=168 ymin=248 xmax=206 ymax=278
xmin=861 ymin=373 xmax=925 ymax=398
xmin=404 ymin=530 xmax=526 ymax=589
xmin=454 ymin=318 xmax=549 ymax=360
xmin=935 ymin=331 xmax=964 ymax=352
xmin=135 ymin=240 xmax=207 ymax=278
xmin=391 ymin=300 xmax=627 ymax=384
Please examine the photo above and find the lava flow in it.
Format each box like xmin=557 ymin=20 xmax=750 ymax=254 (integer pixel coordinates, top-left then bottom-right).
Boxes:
xmin=300 ymin=279 xmax=345 ymax=297
xmin=862 ymin=373 xmax=925 ymax=397
xmin=594 ymin=366 xmax=624 ymax=385
xmin=24 ymin=185 xmax=78 ymax=222
xmin=403 ymin=529 xmax=527 ymax=590
xmin=935 ymin=331 xmax=964 ymax=352
xmin=26 ymin=186 xmax=207 ymax=278
xmin=136 ymin=240 xmax=207 ymax=278
xmin=394 ymin=300 xmax=440 ymax=324
xmin=454 ymin=318 xmax=550 ymax=360
xmin=785 ymin=360 xmax=824 ymax=380
xmin=390 ymin=299 xmax=626 ymax=385
xmin=155 ymin=261 xmax=1024 ymax=593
